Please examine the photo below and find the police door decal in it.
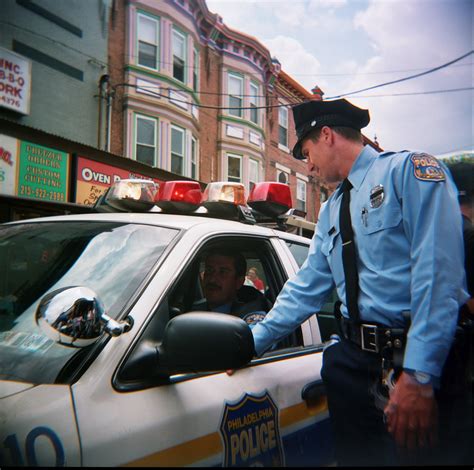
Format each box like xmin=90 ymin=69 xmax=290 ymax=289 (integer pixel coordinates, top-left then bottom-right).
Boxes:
xmin=219 ymin=391 xmax=285 ymax=467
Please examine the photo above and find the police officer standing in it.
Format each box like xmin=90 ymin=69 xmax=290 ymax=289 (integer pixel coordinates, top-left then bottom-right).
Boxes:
xmin=248 ymin=99 xmax=469 ymax=466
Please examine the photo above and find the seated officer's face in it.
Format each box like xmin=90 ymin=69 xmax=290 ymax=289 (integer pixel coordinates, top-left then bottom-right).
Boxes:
xmin=202 ymin=254 xmax=244 ymax=309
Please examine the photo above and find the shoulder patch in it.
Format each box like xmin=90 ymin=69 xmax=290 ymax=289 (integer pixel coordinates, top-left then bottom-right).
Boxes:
xmin=410 ymin=153 xmax=446 ymax=182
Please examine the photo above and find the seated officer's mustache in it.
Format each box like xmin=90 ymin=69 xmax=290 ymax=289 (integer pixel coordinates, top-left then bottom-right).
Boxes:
xmin=205 ymin=282 xmax=221 ymax=291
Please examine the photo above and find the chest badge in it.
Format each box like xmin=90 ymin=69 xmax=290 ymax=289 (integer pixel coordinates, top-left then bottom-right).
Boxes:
xmin=370 ymin=184 xmax=384 ymax=208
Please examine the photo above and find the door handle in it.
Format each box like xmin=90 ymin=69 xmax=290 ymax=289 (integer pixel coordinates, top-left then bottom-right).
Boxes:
xmin=302 ymin=379 xmax=326 ymax=401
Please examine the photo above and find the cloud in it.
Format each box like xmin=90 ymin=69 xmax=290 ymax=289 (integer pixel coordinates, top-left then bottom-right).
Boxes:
xmin=262 ymin=35 xmax=322 ymax=86
xmin=346 ymin=0 xmax=473 ymax=154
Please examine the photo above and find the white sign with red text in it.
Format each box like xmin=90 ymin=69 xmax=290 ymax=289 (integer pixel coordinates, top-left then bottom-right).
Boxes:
xmin=0 ymin=48 xmax=32 ymax=115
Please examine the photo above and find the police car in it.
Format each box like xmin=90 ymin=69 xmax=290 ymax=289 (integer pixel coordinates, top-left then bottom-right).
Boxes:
xmin=0 ymin=179 xmax=336 ymax=467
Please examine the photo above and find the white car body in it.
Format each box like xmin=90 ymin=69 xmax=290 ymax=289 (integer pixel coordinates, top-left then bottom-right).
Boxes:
xmin=0 ymin=211 xmax=334 ymax=467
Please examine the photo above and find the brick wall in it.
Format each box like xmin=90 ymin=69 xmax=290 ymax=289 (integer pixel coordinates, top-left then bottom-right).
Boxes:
xmin=198 ymin=46 xmax=221 ymax=183
xmin=108 ymin=0 xmax=126 ymax=156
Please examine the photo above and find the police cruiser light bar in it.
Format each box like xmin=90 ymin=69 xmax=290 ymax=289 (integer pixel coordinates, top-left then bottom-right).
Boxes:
xmin=94 ymin=178 xmax=312 ymax=232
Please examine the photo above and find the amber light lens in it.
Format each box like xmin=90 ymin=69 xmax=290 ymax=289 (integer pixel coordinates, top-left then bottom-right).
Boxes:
xmin=202 ymin=182 xmax=246 ymax=206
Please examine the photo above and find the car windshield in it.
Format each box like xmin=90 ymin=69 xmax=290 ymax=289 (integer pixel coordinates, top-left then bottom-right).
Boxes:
xmin=0 ymin=221 xmax=179 ymax=384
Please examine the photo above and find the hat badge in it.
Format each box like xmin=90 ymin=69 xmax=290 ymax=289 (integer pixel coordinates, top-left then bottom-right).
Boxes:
xmin=311 ymin=120 xmax=316 ymax=127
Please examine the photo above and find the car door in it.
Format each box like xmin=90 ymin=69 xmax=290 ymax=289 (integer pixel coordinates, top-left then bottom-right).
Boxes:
xmin=70 ymin=230 xmax=333 ymax=467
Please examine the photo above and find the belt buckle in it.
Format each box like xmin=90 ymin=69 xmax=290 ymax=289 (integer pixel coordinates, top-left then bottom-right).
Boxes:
xmin=360 ymin=324 xmax=379 ymax=353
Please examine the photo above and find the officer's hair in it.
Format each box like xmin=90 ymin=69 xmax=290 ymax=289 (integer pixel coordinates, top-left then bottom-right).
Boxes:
xmin=307 ymin=126 xmax=363 ymax=143
xmin=204 ymin=248 xmax=247 ymax=277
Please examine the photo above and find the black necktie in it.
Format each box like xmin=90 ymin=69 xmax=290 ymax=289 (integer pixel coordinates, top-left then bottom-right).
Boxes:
xmin=339 ymin=178 xmax=360 ymax=323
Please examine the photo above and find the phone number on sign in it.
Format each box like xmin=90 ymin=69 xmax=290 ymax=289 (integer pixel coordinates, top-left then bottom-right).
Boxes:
xmin=19 ymin=185 xmax=65 ymax=201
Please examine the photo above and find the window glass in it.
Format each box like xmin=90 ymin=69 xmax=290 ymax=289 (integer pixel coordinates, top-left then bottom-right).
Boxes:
xmin=138 ymin=15 xmax=158 ymax=69
xmin=172 ymin=29 xmax=186 ymax=82
xmin=0 ymin=221 xmax=178 ymax=385
xmin=284 ymin=240 xmax=309 ymax=268
xmin=191 ymin=137 xmax=197 ymax=180
xmin=250 ymin=82 xmax=258 ymax=124
xmin=193 ymin=48 xmax=199 ymax=92
xmin=136 ymin=115 xmax=156 ymax=166
xmin=277 ymin=171 xmax=289 ymax=185
xmin=228 ymin=74 xmax=243 ymax=118
xmin=227 ymin=154 xmax=242 ymax=183
xmin=249 ymin=159 xmax=258 ymax=191
xmin=284 ymin=238 xmax=339 ymax=342
xmin=278 ymin=106 xmax=288 ymax=147
xmin=171 ymin=126 xmax=185 ymax=175
xmin=297 ymin=179 xmax=306 ymax=212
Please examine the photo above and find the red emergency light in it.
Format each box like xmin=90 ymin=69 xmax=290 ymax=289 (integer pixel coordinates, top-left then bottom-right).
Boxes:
xmin=248 ymin=182 xmax=292 ymax=217
xmin=155 ymin=181 xmax=202 ymax=212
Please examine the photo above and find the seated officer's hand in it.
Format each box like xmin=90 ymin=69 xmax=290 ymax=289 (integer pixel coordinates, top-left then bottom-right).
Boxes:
xmin=384 ymin=371 xmax=438 ymax=451
xmin=226 ymin=369 xmax=235 ymax=376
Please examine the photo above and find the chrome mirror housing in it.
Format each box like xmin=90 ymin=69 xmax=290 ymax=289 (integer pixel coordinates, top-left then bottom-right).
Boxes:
xmin=36 ymin=287 xmax=132 ymax=347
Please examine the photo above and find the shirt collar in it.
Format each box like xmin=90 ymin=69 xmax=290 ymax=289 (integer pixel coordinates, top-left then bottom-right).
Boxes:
xmin=338 ymin=145 xmax=380 ymax=194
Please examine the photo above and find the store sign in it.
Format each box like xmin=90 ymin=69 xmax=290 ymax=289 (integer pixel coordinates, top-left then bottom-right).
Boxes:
xmin=17 ymin=141 xmax=69 ymax=202
xmin=0 ymin=135 xmax=19 ymax=196
xmin=76 ymin=157 xmax=162 ymax=205
xmin=0 ymin=48 xmax=32 ymax=115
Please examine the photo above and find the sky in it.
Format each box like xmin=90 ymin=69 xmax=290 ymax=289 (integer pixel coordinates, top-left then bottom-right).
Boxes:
xmin=206 ymin=0 xmax=473 ymax=157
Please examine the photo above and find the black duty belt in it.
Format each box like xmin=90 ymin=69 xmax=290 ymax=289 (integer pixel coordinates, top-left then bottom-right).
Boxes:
xmin=340 ymin=317 xmax=407 ymax=354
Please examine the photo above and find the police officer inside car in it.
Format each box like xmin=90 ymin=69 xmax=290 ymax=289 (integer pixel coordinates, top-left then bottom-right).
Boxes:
xmin=246 ymin=99 xmax=468 ymax=466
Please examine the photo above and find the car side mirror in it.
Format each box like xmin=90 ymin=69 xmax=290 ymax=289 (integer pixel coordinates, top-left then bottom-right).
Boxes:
xmin=158 ymin=312 xmax=255 ymax=374
xmin=36 ymin=286 xmax=132 ymax=347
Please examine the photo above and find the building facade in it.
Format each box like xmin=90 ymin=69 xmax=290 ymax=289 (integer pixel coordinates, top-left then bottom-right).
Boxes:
xmin=1 ymin=0 xmax=111 ymax=147
xmin=107 ymin=0 xmax=328 ymax=221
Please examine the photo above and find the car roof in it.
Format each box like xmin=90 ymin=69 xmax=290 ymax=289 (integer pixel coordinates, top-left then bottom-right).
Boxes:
xmin=3 ymin=211 xmax=312 ymax=241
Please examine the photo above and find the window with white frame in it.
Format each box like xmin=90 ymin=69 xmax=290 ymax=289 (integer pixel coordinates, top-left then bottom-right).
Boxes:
xmin=171 ymin=125 xmax=185 ymax=175
xmin=191 ymin=136 xmax=198 ymax=180
xmin=249 ymin=82 xmax=259 ymax=125
xmin=228 ymin=73 xmax=243 ymax=118
xmin=297 ymin=179 xmax=307 ymax=212
xmin=193 ymin=48 xmax=199 ymax=92
xmin=135 ymin=115 xmax=157 ymax=166
xmin=277 ymin=169 xmax=289 ymax=185
xmin=172 ymin=28 xmax=186 ymax=83
xmin=278 ymin=106 xmax=288 ymax=148
xmin=138 ymin=14 xmax=159 ymax=70
xmin=249 ymin=159 xmax=259 ymax=192
xmin=227 ymin=154 xmax=242 ymax=183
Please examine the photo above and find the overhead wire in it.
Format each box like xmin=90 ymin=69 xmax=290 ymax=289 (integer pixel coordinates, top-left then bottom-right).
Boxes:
xmin=325 ymin=50 xmax=474 ymax=99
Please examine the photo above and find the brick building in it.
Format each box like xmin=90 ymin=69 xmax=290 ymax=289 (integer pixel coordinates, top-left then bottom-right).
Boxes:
xmin=107 ymin=0 xmax=381 ymax=224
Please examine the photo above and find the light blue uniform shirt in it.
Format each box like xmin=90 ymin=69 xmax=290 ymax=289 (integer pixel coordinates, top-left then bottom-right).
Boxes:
xmin=251 ymin=145 xmax=469 ymax=377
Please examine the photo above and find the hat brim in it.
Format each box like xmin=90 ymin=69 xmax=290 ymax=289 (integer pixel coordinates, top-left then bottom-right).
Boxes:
xmin=292 ymin=128 xmax=314 ymax=160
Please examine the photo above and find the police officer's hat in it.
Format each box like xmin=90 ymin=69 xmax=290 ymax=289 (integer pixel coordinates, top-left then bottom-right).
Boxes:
xmin=291 ymin=98 xmax=370 ymax=160
xmin=447 ymin=161 xmax=474 ymax=204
